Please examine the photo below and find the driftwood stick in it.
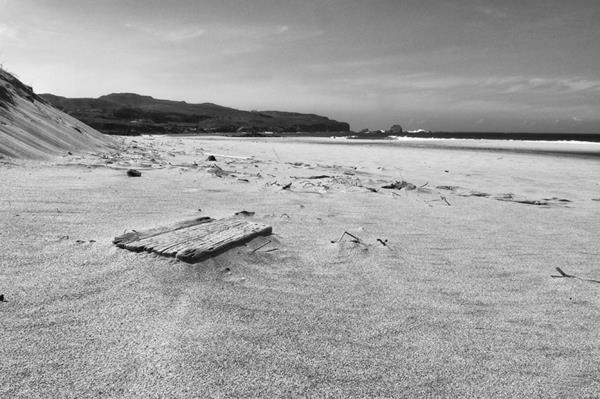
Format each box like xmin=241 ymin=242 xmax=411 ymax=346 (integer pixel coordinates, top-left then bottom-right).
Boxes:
xmin=251 ymin=240 xmax=272 ymax=253
xmin=551 ymin=267 xmax=600 ymax=283
xmin=338 ymin=231 xmax=361 ymax=243
xmin=555 ymin=267 xmax=574 ymax=278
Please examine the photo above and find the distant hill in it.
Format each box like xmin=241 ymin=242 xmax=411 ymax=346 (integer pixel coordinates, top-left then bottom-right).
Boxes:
xmin=40 ymin=93 xmax=350 ymax=135
xmin=0 ymin=69 xmax=113 ymax=159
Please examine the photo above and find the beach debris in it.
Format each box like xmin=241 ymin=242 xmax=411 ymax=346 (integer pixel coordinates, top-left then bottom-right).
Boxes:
xmin=291 ymin=174 xmax=332 ymax=180
xmin=250 ymin=239 xmax=272 ymax=253
xmin=364 ymin=187 xmax=378 ymax=192
xmin=494 ymin=194 xmax=565 ymax=207
xmin=496 ymin=193 xmax=514 ymax=200
xmin=512 ymin=199 xmax=548 ymax=206
xmin=207 ymin=164 xmax=233 ymax=177
xmin=441 ymin=196 xmax=451 ymax=206
xmin=551 ymin=267 xmax=600 ymax=284
xmin=113 ymin=216 xmax=272 ymax=263
xmin=592 ymin=198 xmax=600 ymax=202
xmin=282 ymin=182 xmax=292 ymax=190
xmin=0 ymin=294 xmax=5 ymax=302
xmin=552 ymin=267 xmax=574 ymax=278
xmin=377 ymin=238 xmax=388 ymax=246
xmin=207 ymin=153 xmax=251 ymax=160
xmin=382 ymin=180 xmax=417 ymax=190
xmin=436 ymin=186 xmax=569 ymax=207
xmin=543 ymin=197 xmax=571 ymax=203
xmin=464 ymin=191 xmax=491 ymax=198
xmin=237 ymin=178 xmax=249 ymax=182
xmin=331 ymin=231 xmax=362 ymax=244
xmin=127 ymin=169 xmax=142 ymax=177
xmin=234 ymin=210 xmax=255 ymax=217
xmin=436 ymin=185 xmax=459 ymax=191
xmin=206 ymin=155 xmax=217 ymax=161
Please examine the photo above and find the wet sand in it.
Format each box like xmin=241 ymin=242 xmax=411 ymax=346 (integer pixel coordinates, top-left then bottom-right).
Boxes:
xmin=1 ymin=136 xmax=599 ymax=397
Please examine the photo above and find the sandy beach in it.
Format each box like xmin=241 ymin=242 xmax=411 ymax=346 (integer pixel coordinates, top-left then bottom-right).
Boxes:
xmin=1 ymin=136 xmax=599 ymax=397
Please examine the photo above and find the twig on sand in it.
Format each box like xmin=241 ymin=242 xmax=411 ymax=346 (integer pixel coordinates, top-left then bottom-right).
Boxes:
xmin=251 ymin=240 xmax=272 ymax=253
xmin=553 ymin=267 xmax=574 ymax=278
xmin=551 ymin=267 xmax=600 ymax=284
xmin=441 ymin=196 xmax=451 ymax=206
xmin=377 ymin=238 xmax=388 ymax=247
xmin=332 ymin=231 xmax=362 ymax=244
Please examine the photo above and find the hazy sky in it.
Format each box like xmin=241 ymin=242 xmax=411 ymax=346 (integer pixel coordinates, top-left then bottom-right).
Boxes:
xmin=1 ymin=0 xmax=599 ymax=132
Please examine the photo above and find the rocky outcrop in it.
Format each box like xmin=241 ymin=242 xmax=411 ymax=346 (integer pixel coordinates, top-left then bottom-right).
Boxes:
xmin=387 ymin=124 xmax=403 ymax=134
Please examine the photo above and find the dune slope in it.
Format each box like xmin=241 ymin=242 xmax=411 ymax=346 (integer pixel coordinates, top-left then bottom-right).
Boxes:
xmin=0 ymin=69 xmax=113 ymax=159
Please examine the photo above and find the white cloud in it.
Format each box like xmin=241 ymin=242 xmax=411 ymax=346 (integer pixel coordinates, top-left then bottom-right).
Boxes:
xmin=124 ymin=23 xmax=205 ymax=42
xmin=162 ymin=27 xmax=205 ymax=42
xmin=503 ymin=77 xmax=600 ymax=93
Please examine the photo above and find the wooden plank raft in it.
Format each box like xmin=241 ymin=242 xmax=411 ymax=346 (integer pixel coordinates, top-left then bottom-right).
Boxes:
xmin=113 ymin=216 xmax=272 ymax=263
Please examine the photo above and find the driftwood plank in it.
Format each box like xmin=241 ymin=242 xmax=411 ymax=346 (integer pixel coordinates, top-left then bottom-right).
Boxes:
xmin=176 ymin=223 xmax=272 ymax=263
xmin=113 ymin=217 xmax=272 ymax=263
xmin=113 ymin=216 xmax=214 ymax=248
xmin=125 ymin=218 xmax=247 ymax=253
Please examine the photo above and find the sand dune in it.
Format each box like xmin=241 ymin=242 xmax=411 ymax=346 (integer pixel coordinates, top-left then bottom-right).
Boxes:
xmin=0 ymin=69 xmax=113 ymax=159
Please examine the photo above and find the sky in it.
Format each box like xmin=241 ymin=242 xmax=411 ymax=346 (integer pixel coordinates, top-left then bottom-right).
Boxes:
xmin=1 ymin=0 xmax=599 ymax=132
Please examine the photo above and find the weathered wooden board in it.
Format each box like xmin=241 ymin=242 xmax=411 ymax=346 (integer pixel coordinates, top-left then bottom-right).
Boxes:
xmin=113 ymin=217 xmax=272 ymax=263
xmin=113 ymin=216 xmax=214 ymax=247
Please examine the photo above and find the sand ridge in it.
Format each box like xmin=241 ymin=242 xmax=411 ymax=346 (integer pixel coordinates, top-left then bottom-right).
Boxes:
xmin=0 ymin=68 xmax=114 ymax=159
